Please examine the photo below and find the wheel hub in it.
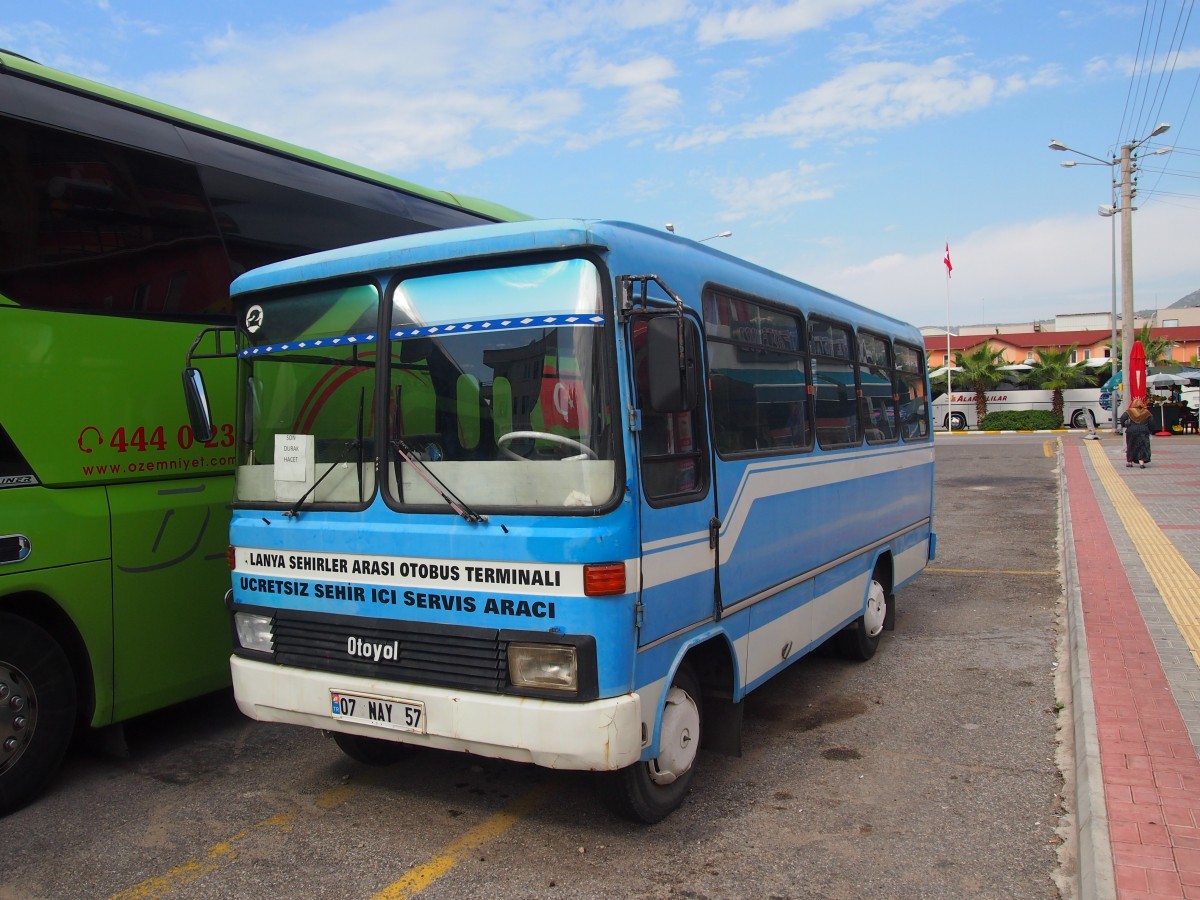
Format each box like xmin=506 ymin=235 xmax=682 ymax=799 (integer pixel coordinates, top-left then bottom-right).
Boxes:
xmin=648 ymin=685 xmax=700 ymax=785
xmin=864 ymin=580 xmax=887 ymax=638
xmin=0 ymin=662 xmax=36 ymax=775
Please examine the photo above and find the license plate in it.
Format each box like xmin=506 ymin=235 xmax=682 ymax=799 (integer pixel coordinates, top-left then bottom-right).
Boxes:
xmin=329 ymin=690 xmax=426 ymax=734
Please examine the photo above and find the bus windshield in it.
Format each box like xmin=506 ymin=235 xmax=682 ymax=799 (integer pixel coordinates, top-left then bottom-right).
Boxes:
xmin=234 ymin=258 xmax=618 ymax=511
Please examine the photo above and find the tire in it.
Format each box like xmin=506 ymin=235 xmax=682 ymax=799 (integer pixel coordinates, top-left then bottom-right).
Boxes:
xmin=599 ymin=663 xmax=701 ymax=824
xmin=332 ymin=731 xmax=410 ymax=766
xmin=1070 ymin=410 xmax=1087 ymax=429
xmin=949 ymin=412 xmax=968 ymax=431
xmin=0 ymin=614 xmax=77 ymax=816
xmin=835 ymin=576 xmax=890 ymax=662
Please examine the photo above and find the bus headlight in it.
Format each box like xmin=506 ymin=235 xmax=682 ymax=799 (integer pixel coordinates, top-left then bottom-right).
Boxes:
xmin=234 ymin=612 xmax=274 ymax=653
xmin=508 ymin=643 xmax=577 ymax=692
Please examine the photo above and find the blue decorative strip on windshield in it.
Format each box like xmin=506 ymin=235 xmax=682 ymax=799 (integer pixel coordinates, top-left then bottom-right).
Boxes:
xmin=240 ymin=332 xmax=377 ymax=358
xmin=389 ymin=313 xmax=605 ymax=340
xmin=239 ymin=314 xmax=606 ymax=359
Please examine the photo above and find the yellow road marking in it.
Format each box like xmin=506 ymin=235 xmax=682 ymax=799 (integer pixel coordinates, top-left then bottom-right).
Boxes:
xmin=925 ymin=567 xmax=1058 ymax=576
xmin=1085 ymin=440 xmax=1200 ymax=665
xmin=1043 ymin=439 xmax=1056 ymax=458
xmin=315 ymin=782 xmax=359 ymax=810
xmin=370 ymin=782 xmax=557 ymax=899
xmin=108 ymin=781 xmax=359 ymax=899
xmin=108 ymin=814 xmax=293 ymax=900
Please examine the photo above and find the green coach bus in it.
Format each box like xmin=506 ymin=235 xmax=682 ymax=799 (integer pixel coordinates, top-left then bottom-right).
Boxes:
xmin=0 ymin=48 xmax=524 ymax=815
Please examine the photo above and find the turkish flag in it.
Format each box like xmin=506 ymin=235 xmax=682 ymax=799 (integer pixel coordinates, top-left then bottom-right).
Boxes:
xmin=943 ymin=243 xmax=953 ymax=277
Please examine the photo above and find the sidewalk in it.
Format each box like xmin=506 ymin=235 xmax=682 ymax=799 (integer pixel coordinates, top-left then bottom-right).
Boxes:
xmin=1062 ymin=431 xmax=1200 ymax=898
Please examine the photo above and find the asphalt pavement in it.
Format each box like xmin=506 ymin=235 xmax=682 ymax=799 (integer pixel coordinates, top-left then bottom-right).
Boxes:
xmin=10 ymin=426 xmax=1187 ymax=898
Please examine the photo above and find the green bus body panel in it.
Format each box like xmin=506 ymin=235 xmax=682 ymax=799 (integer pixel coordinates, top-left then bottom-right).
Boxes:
xmin=2 ymin=306 xmax=236 ymax=487
xmin=2 ymin=307 xmax=236 ymax=724
xmin=108 ymin=476 xmax=233 ymax=722
xmin=0 ymin=486 xmax=114 ymax=724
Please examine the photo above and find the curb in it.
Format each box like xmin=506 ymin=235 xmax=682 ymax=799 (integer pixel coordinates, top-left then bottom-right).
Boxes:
xmin=1058 ymin=442 xmax=1117 ymax=900
xmin=935 ymin=429 xmax=1071 ymax=435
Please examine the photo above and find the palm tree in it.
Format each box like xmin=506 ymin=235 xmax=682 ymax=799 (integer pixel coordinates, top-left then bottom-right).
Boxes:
xmin=1022 ymin=345 xmax=1092 ymax=422
xmin=1110 ymin=324 xmax=1175 ymax=368
xmin=954 ymin=342 xmax=1006 ymax=424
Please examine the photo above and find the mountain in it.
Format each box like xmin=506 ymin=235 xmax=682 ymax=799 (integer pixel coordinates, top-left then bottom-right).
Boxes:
xmin=1168 ymin=288 xmax=1200 ymax=308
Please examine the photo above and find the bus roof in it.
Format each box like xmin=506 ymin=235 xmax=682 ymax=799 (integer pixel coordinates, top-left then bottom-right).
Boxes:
xmin=230 ymin=218 xmax=923 ymax=339
xmin=0 ymin=48 xmax=529 ymax=225
xmin=232 ymin=218 xmax=602 ymax=294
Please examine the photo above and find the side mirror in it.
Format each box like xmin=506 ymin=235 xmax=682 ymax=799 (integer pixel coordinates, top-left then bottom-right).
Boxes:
xmin=182 ymin=367 xmax=216 ymax=443
xmin=647 ymin=316 xmax=700 ymax=413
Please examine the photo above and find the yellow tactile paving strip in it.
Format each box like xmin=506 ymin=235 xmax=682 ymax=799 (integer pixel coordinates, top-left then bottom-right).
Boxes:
xmin=1084 ymin=438 xmax=1200 ymax=666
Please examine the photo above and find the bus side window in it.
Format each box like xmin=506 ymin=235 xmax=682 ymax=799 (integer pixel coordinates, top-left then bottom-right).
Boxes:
xmin=811 ymin=320 xmax=859 ymax=448
xmin=895 ymin=343 xmax=931 ymax=441
xmin=632 ymin=318 xmax=707 ymax=501
xmin=858 ymin=331 xmax=898 ymax=445
xmin=703 ymin=288 xmax=810 ymax=457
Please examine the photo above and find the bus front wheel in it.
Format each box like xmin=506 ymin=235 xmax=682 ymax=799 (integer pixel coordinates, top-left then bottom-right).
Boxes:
xmin=948 ymin=412 xmax=967 ymax=431
xmin=835 ymin=577 xmax=889 ymax=661
xmin=599 ymin=663 xmax=701 ymax=824
xmin=1071 ymin=410 xmax=1088 ymax=429
xmin=332 ymin=732 xmax=410 ymax=766
xmin=0 ymin=614 xmax=77 ymax=816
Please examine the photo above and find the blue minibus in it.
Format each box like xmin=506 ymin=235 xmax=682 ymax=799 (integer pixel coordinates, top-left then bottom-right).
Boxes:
xmin=185 ymin=218 xmax=935 ymax=822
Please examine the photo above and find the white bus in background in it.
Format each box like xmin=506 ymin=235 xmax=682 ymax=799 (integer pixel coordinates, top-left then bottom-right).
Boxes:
xmin=932 ymin=388 xmax=1110 ymax=431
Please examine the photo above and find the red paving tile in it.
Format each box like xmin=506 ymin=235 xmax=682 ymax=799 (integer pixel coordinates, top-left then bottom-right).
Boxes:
xmin=1065 ymin=443 xmax=1200 ymax=896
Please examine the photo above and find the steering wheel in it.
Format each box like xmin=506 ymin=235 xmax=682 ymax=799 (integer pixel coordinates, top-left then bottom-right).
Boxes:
xmin=497 ymin=430 xmax=598 ymax=461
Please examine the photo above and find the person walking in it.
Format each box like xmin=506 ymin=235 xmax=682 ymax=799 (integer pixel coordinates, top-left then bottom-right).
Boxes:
xmin=1119 ymin=397 xmax=1153 ymax=468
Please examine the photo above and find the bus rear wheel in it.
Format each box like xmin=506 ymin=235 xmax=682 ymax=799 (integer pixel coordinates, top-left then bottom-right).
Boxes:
xmin=0 ymin=614 xmax=77 ymax=816
xmin=1071 ymin=410 xmax=1088 ymax=429
xmin=599 ymin=663 xmax=701 ymax=824
xmin=949 ymin=412 xmax=967 ymax=431
xmin=835 ymin=576 xmax=889 ymax=661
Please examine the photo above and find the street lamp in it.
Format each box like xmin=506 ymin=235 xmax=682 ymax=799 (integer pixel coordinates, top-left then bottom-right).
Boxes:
xmin=1049 ymin=123 xmax=1172 ymax=419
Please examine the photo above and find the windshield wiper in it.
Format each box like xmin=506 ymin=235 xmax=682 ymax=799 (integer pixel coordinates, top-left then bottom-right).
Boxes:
xmin=282 ymin=437 xmax=363 ymax=519
xmin=284 ymin=388 xmax=366 ymax=519
xmin=392 ymin=439 xmax=488 ymax=526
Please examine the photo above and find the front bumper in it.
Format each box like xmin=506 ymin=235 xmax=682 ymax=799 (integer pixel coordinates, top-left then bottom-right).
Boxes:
xmin=230 ymin=655 xmax=643 ymax=771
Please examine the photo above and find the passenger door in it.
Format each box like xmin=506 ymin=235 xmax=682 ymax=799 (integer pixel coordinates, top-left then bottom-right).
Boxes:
xmin=109 ymin=475 xmax=233 ymax=721
xmin=628 ymin=315 xmax=719 ymax=646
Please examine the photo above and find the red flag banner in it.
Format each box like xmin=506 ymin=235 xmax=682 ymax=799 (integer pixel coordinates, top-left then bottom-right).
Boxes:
xmin=943 ymin=243 xmax=953 ymax=277
xmin=1130 ymin=340 xmax=1146 ymax=401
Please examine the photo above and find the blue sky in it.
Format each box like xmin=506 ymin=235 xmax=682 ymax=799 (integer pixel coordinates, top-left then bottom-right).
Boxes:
xmin=4 ymin=1 xmax=1199 ymax=329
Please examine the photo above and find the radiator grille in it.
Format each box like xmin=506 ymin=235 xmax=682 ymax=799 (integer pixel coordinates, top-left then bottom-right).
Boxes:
xmin=271 ymin=612 xmax=506 ymax=692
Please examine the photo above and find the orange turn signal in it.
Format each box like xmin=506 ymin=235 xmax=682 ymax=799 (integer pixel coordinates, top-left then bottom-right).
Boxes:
xmin=584 ymin=562 xmax=626 ymax=596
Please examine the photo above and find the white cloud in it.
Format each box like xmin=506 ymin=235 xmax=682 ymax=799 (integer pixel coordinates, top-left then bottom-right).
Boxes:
xmin=712 ymin=162 xmax=837 ymax=221
xmin=606 ymin=0 xmax=692 ymax=29
xmin=673 ymin=56 xmax=996 ymax=148
xmin=795 ymin=202 xmax=1200 ymax=327
xmin=869 ymin=0 xmax=963 ymax=34
xmin=571 ymin=54 xmax=681 ymax=131
xmin=138 ymin=1 xmax=696 ymax=170
xmin=697 ymin=0 xmax=882 ymax=45
xmin=752 ymin=57 xmax=994 ymax=137
xmin=1000 ymin=64 xmax=1062 ymax=96
xmin=1168 ymin=48 xmax=1200 ymax=70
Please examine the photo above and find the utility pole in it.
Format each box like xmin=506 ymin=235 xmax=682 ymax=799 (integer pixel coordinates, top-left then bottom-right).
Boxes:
xmin=1049 ymin=123 xmax=1170 ymax=418
xmin=1119 ymin=142 xmax=1135 ymax=407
